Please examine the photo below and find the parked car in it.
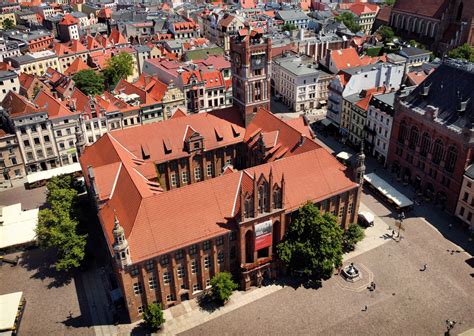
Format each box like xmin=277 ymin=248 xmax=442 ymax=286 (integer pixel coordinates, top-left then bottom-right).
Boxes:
xmin=358 ymin=211 xmax=374 ymax=227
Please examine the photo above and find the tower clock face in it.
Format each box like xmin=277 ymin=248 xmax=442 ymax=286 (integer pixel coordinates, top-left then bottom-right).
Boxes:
xmin=234 ymin=53 xmax=241 ymax=67
xmin=251 ymin=55 xmax=265 ymax=69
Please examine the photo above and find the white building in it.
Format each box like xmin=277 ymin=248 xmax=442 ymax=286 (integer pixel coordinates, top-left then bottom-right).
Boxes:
xmin=0 ymin=70 xmax=19 ymax=103
xmin=272 ymin=52 xmax=333 ymax=112
xmin=455 ymin=165 xmax=474 ymax=231
xmin=366 ymin=92 xmax=396 ymax=165
xmin=327 ymin=61 xmax=405 ymax=127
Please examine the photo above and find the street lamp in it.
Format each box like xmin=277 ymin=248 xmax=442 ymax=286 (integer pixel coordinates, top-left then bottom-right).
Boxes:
xmin=3 ymin=167 xmax=12 ymax=188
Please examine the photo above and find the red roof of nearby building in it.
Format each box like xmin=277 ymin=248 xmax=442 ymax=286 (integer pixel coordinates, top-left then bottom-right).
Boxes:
xmin=1 ymin=91 xmax=42 ymax=117
xmin=347 ymin=3 xmax=379 ymax=16
xmin=59 ymin=14 xmax=79 ymax=25
xmin=392 ymin=0 xmax=448 ymax=19
xmin=34 ymin=90 xmax=80 ymax=119
xmin=64 ymin=57 xmax=90 ymax=76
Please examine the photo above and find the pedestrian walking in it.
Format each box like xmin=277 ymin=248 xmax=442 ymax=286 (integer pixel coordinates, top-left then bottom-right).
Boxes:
xmin=362 ymin=305 xmax=368 ymax=311
xmin=68 ymin=311 xmax=73 ymax=319
xmin=420 ymin=264 xmax=427 ymax=272
xmin=448 ymin=223 xmax=453 ymax=229
xmin=392 ymin=230 xmax=395 ymax=237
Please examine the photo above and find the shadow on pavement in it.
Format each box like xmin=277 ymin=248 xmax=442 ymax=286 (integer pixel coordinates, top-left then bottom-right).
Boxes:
xmin=271 ymin=276 xmax=323 ymax=291
xmin=196 ymin=292 xmax=221 ymax=313
xmin=19 ymin=248 xmax=73 ymax=289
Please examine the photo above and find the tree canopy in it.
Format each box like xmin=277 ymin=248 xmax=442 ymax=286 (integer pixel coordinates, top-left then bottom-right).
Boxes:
xmin=36 ymin=175 xmax=87 ymax=271
xmin=2 ymin=18 xmax=15 ymax=30
xmin=384 ymin=0 xmax=396 ymax=6
xmin=103 ymin=52 xmax=135 ymax=87
xmin=379 ymin=25 xmax=394 ymax=41
xmin=142 ymin=303 xmax=165 ymax=331
xmin=210 ymin=272 xmax=238 ymax=305
xmin=335 ymin=12 xmax=361 ymax=33
xmin=73 ymin=69 xmax=105 ymax=96
xmin=282 ymin=23 xmax=297 ymax=32
xmin=448 ymin=43 xmax=474 ymax=62
xmin=343 ymin=223 xmax=365 ymax=252
xmin=277 ymin=202 xmax=344 ymax=279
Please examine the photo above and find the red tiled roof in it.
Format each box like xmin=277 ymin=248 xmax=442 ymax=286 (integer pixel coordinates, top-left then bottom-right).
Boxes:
xmin=64 ymin=57 xmax=90 ymax=77
xmin=69 ymin=39 xmax=88 ymax=53
xmin=109 ymin=29 xmax=128 ymax=45
xmin=392 ymin=0 xmax=448 ymax=19
xmin=330 ymin=48 xmax=362 ymax=70
xmin=1 ymin=91 xmax=42 ymax=117
xmin=34 ymin=90 xmax=80 ymax=119
xmin=19 ymin=72 xmax=36 ymax=90
xmin=81 ymin=135 xmax=356 ymax=262
xmin=59 ymin=14 xmax=79 ymax=25
xmin=245 ymin=107 xmax=320 ymax=161
xmin=348 ymin=3 xmax=379 ymax=16
xmin=110 ymin=108 xmax=245 ymax=164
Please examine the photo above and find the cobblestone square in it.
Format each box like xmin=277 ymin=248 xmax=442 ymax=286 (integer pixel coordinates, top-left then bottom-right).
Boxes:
xmin=183 ymin=213 xmax=474 ymax=336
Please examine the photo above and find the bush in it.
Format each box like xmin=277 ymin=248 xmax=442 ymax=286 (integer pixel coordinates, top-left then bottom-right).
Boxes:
xmin=142 ymin=303 xmax=165 ymax=331
xmin=210 ymin=272 xmax=238 ymax=305
xmin=343 ymin=223 xmax=365 ymax=252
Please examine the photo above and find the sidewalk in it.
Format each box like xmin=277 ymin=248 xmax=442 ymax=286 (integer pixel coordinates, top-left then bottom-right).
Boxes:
xmin=0 ymin=176 xmax=27 ymax=191
xmin=344 ymin=202 xmax=394 ymax=261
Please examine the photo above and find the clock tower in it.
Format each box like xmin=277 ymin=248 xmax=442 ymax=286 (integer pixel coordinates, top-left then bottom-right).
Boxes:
xmin=230 ymin=29 xmax=272 ymax=126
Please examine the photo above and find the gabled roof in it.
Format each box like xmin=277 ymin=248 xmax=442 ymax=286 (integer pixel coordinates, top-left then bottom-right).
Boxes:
xmin=245 ymin=107 xmax=321 ymax=161
xmin=69 ymin=39 xmax=88 ymax=53
xmin=34 ymin=90 xmax=80 ymax=119
xmin=109 ymin=29 xmax=128 ymax=45
xmin=59 ymin=14 xmax=79 ymax=26
xmin=81 ymin=134 xmax=356 ymax=263
xmin=392 ymin=0 xmax=448 ymax=19
xmin=110 ymin=108 xmax=245 ymax=164
xmin=1 ymin=91 xmax=42 ymax=117
xmin=64 ymin=57 xmax=90 ymax=77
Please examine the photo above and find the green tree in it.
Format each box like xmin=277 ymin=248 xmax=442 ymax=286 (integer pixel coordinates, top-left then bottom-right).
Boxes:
xmin=2 ymin=18 xmax=15 ymax=30
xmin=379 ymin=25 xmax=394 ymax=41
xmin=103 ymin=52 xmax=135 ymax=87
xmin=36 ymin=175 xmax=87 ymax=271
xmin=384 ymin=0 xmax=396 ymax=6
xmin=342 ymin=223 xmax=365 ymax=252
xmin=73 ymin=69 xmax=104 ymax=96
xmin=142 ymin=303 xmax=165 ymax=331
xmin=335 ymin=12 xmax=361 ymax=33
xmin=282 ymin=23 xmax=297 ymax=32
xmin=448 ymin=43 xmax=474 ymax=62
xmin=210 ymin=272 xmax=238 ymax=305
xmin=277 ymin=202 xmax=344 ymax=279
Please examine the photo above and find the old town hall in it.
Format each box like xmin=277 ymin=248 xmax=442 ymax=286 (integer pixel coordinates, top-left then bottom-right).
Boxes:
xmin=80 ymin=30 xmax=361 ymax=322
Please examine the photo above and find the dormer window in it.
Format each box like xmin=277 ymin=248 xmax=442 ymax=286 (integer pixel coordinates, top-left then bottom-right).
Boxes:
xmin=193 ymin=141 xmax=200 ymax=150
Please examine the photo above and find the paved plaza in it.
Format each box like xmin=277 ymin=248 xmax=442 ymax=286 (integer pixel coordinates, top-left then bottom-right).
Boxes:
xmin=0 ymin=249 xmax=94 ymax=336
xmin=183 ymin=210 xmax=474 ymax=336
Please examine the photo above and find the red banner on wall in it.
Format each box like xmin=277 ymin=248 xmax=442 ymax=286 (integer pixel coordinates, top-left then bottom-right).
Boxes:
xmin=255 ymin=220 xmax=272 ymax=251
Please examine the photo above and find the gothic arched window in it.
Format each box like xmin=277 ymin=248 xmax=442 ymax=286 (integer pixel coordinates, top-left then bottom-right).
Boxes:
xmin=445 ymin=146 xmax=457 ymax=173
xmin=398 ymin=121 xmax=408 ymax=143
xmin=420 ymin=132 xmax=431 ymax=157
xmin=408 ymin=126 xmax=419 ymax=149
xmin=432 ymin=139 xmax=444 ymax=164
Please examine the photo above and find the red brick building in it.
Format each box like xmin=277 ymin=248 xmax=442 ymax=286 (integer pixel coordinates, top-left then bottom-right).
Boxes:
xmin=80 ymin=29 xmax=362 ymax=322
xmin=387 ymin=60 xmax=474 ymax=212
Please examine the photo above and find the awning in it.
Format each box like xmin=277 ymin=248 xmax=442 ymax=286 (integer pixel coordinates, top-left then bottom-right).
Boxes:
xmin=319 ymin=100 xmax=327 ymax=105
xmin=0 ymin=203 xmax=39 ymax=249
xmin=358 ymin=211 xmax=374 ymax=223
xmin=336 ymin=151 xmax=352 ymax=161
xmin=26 ymin=163 xmax=82 ymax=184
xmin=0 ymin=292 xmax=23 ymax=332
xmin=364 ymin=173 xmax=414 ymax=208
